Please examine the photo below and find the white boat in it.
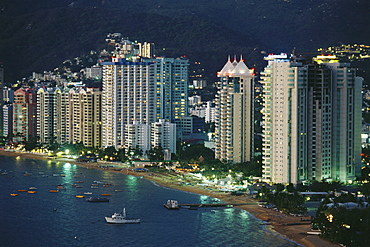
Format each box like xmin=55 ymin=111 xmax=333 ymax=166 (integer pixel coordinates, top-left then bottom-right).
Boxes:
xmin=164 ymin=200 xmax=180 ymax=210
xmin=105 ymin=208 xmax=140 ymax=224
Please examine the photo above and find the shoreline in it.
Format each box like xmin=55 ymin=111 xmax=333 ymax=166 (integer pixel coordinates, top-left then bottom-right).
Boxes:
xmin=0 ymin=150 xmax=339 ymax=247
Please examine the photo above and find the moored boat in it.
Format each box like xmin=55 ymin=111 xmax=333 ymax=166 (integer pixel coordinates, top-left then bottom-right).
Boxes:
xmin=105 ymin=208 xmax=140 ymax=224
xmin=87 ymin=197 xmax=109 ymax=202
xmin=164 ymin=200 xmax=180 ymax=210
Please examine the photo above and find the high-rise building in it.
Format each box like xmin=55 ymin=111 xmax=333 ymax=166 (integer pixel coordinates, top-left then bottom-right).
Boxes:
xmin=37 ymin=87 xmax=59 ymax=145
xmin=0 ymin=63 xmax=4 ymax=136
xmin=215 ymin=56 xmax=255 ymax=163
xmin=2 ymin=86 xmax=14 ymax=139
xmin=36 ymin=87 xmax=69 ymax=146
xmin=2 ymin=104 xmax=12 ymax=139
xmin=144 ymin=57 xmax=189 ymax=126
xmin=260 ymin=54 xmax=362 ymax=184
xmin=101 ymin=54 xmax=189 ymax=149
xmin=13 ymin=88 xmax=37 ymax=142
xmin=66 ymin=87 xmax=101 ymax=148
xmin=101 ymin=57 xmax=156 ymax=148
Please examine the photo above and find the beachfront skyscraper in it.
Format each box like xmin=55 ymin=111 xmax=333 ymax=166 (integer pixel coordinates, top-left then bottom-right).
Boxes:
xmin=143 ymin=57 xmax=189 ymax=128
xmin=214 ymin=56 xmax=255 ymax=163
xmin=13 ymin=88 xmax=37 ymax=143
xmin=0 ymin=63 xmax=4 ymax=136
xmin=101 ymin=57 xmax=156 ymax=149
xmin=66 ymin=87 xmax=102 ymax=148
xmin=101 ymin=54 xmax=189 ymax=149
xmin=37 ymin=87 xmax=61 ymax=145
xmin=260 ymin=54 xmax=362 ymax=184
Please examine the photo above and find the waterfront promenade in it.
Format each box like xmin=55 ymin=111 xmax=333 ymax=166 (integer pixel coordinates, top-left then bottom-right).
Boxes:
xmin=0 ymin=150 xmax=339 ymax=247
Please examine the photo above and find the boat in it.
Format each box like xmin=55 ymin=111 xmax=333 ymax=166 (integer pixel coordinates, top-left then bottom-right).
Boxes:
xmin=86 ymin=197 xmax=109 ymax=202
xmin=49 ymin=189 xmax=59 ymax=193
xmin=164 ymin=200 xmax=180 ymax=210
xmin=10 ymin=193 xmax=18 ymax=196
xmin=29 ymin=187 xmax=37 ymax=190
xmin=83 ymin=192 xmax=92 ymax=195
xmin=28 ymin=191 xmax=37 ymax=194
xmin=105 ymin=208 xmax=140 ymax=224
xmin=76 ymin=195 xmax=85 ymax=198
xmin=101 ymin=193 xmax=111 ymax=196
xmin=17 ymin=189 xmax=27 ymax=192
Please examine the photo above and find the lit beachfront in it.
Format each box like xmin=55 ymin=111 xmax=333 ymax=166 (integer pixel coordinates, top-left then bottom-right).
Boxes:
xmin=0 ymin=150 xmax=338 ymax=247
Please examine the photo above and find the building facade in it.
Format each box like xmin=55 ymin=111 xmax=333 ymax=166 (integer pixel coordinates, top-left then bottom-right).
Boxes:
xmin=101 ymin=57 xmax=156 ymax=148
xmin=261 ymin=54 xmax=362 ymax=184
xmin=37 ymin=87 xmax=59 ymax=145
xmin=101 ymin=55 xmax=189 ymax=149
xmin=125 ymin=121 xmax=151 ymax=154
xmin=66 ymin=87 xmax=102 ymax=148
xmin=151 ymin=119 xmax=177 ymax=155
xmin=13 ymin=88 xmax=37 ymax=142
xmin=215 ymin=57 xmax=255 ymax=163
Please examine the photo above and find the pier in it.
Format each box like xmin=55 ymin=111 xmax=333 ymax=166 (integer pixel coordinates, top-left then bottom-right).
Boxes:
xmin=178 ymin=203 xmax=252 ymax=208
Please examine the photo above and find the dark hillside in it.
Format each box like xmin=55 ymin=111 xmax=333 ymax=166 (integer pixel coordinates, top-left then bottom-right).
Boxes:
xmin=0 ymin=7 xmax=263 ymax=83
xmin=0 ymin=0 xmax=369 ymax=82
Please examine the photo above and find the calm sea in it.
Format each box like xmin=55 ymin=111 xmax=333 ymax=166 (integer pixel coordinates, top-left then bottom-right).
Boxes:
xmin=0 ymin=155 xmax=299 ymax=247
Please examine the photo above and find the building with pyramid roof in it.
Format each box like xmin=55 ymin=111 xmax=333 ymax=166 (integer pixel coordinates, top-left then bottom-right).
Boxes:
xmin=215 ymin=56 xmax=256 ymax=163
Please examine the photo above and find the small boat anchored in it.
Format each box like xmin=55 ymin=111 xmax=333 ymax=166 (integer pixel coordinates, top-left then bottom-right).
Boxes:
xmin=164 ymin=200 xmax=180 ymax=210
xmin=105 ymin=208 xmax=140 ymax=224
xmin=87 ymin=197 xmax=109 ymax=202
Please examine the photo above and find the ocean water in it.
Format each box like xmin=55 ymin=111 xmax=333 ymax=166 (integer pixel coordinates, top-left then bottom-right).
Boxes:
xmin=0 ymin=155 xmax=299 ymax=247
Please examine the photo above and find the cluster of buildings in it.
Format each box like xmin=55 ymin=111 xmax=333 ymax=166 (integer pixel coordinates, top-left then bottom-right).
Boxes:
xmin=0 ymin=36 xmax=195 ymax=158
xmin=213 ymin=53 xmax=362 ymax=185
xmin=0 ymin=33 xmax=365 ymax=184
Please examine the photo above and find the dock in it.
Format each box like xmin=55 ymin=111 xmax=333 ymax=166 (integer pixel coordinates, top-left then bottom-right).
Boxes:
xmin=178 ymin=203 xmax=252 ymax=208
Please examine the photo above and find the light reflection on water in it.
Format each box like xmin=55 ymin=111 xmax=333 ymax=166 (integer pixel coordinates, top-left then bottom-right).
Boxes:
xmin=0 ymin=155 xmax=299 ymax=247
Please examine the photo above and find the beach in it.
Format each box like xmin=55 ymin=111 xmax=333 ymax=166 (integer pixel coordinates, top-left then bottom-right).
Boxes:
xmin=0 ymin=150 xmax=339 ymax=247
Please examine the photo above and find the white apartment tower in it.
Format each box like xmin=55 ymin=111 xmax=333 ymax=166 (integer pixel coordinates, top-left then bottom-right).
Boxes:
xmin=261 ymin=54 xmax=362 ymax=184
xmin=101 ymin=57 xmax=156 ymax=148
xmin=215 ymin=56 xmax=255 ymax=163
xmin=151 ymin=119 xmax=177 ymax=154
xmin=125 ymin=122 xmax=151 ymax=153
xmin=101 ymin=54 xmax=189 ymax=149
xmin=66 ymin=88 xmax=101 ymax=148
xmin=37 ymin=87 xmax=60 ymax=145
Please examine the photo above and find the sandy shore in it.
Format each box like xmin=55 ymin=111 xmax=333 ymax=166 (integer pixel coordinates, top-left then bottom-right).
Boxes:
xmin=0 ymin=150 xmax=339 ymax=247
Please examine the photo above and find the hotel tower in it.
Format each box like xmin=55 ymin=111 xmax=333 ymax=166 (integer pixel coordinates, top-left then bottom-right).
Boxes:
xmin=101 ymin=55 xmax=189 ymax=149
xmin=260 ymin=54 xmax=362 ymax=184
xmin=215 ymin=56 xmax=255 ymax=163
